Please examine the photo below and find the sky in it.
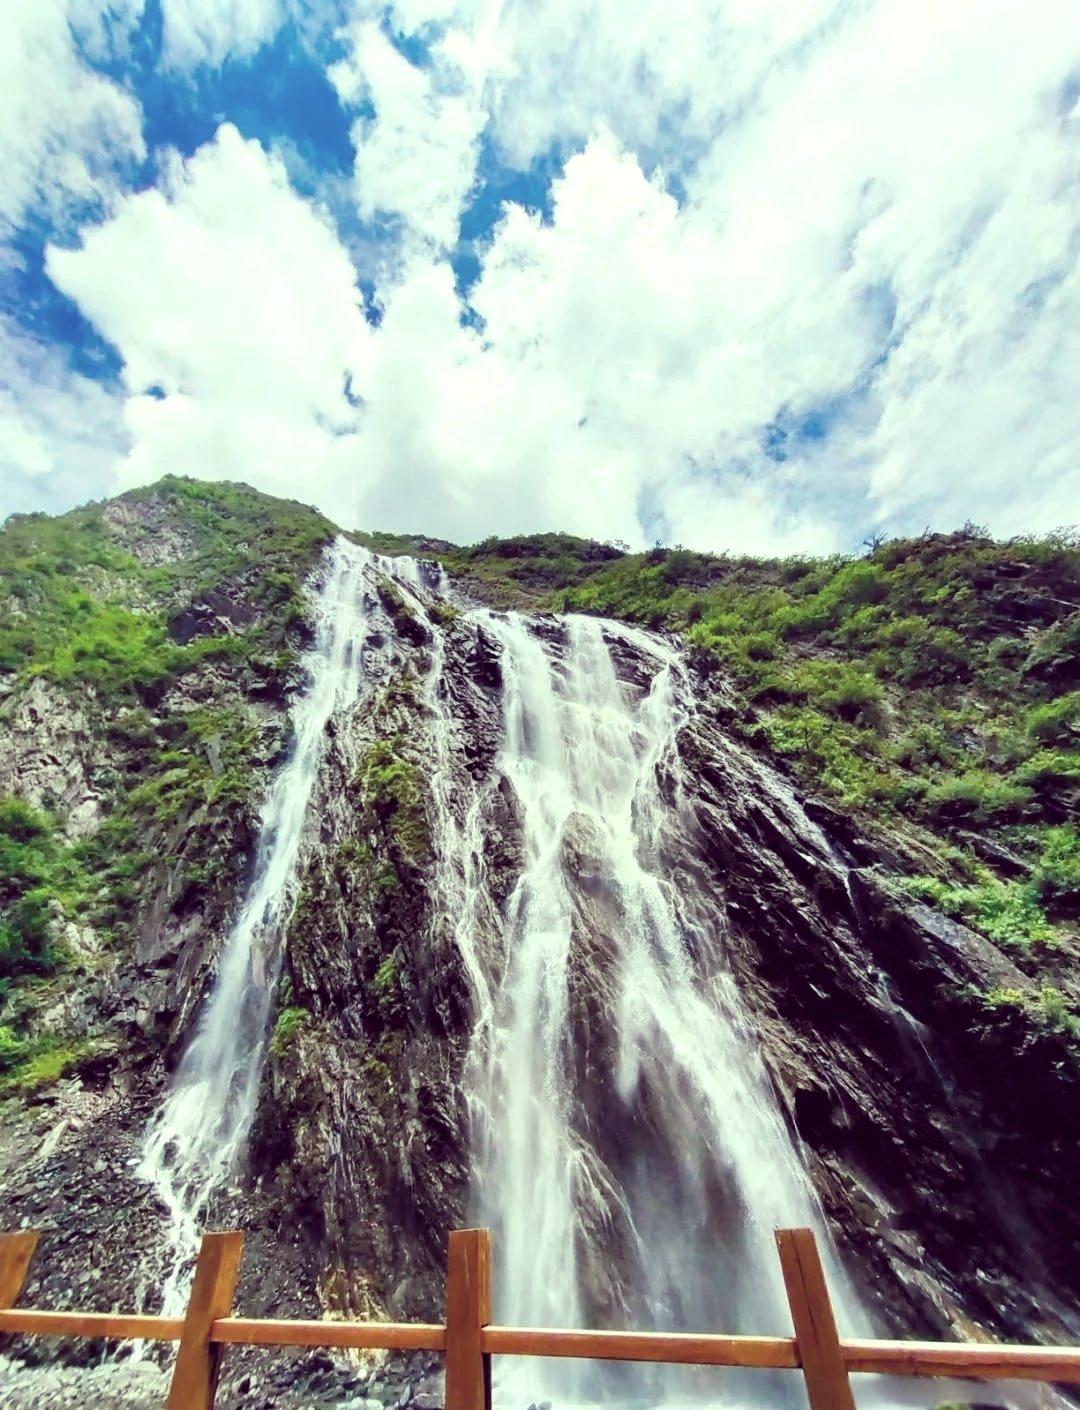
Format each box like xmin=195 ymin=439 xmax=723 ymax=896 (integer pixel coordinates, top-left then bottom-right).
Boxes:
xmin=2 ymin=1 xmax=1079 ymax=555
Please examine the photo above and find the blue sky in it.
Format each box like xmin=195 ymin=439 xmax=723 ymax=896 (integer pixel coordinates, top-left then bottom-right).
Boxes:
xmin=2 ymin=1 xmax=1079 ymax=554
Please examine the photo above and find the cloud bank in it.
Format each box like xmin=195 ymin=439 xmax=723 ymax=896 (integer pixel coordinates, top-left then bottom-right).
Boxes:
xmin=2 ymin=0 xmax=1079 ymax=554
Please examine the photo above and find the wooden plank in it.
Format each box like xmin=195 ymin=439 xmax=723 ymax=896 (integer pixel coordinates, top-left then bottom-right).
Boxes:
xmin=776 ymin=1227 xmax=857 ymax=1410
xmin=212 ymin=1317 xmax=446 ymax=1350
xmin=0 ymin=1310 xmax=184 ymax=1340
xmin=482 ymin=1326 xmax=799 ymax=1367
xmin=840 ymin=1339 xmax=1080 ymax=1383
xmin=165 ymin=1231 xmax=244 ymax=1410
xmin=0 ymin=1231 xmax=39 ymax=1309
xmin=445 ymin=1228 xmax=492 ymax=1410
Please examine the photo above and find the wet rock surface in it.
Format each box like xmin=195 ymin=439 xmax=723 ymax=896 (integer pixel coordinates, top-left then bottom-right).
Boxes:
xmin=0 ymin=676 xmax=101 ymax=838
xmin=669 ymin=702 xmax=1080 ymax=1343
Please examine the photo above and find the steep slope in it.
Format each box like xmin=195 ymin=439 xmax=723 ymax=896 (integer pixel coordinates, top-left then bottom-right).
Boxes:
xmin=0 ymin=480 xmax=1078 ymax=1410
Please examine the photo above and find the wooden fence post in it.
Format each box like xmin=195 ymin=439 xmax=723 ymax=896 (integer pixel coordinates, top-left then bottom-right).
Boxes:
xmin=0 ymin=1231 xmax=39 ymax=1310
xmin=166 ymin=1231 xmax=244 ymax=1410
xmin=775 ymin=1228 xmax=856 ymax=1410
xmin=445 ymin=1229 xmax=492 ymax=1410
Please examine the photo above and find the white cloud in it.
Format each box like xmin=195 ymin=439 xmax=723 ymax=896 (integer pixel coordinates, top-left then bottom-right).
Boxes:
xmin=307 ymin=0 xmax=1080 ymax=549
xmin=160 ymin=0 xmax=284 ymax=69
xmin=45 ymin=124 xmax=371 ymax=502
xmin=341 ymin=132 xmax=860 ymax=548
xmin=331 ymin=18 xmax=487 ymax=250
xmin=680 ymin=0 xmax=1080 ymax=535
xmin=14 ymin=0 xmax=1080 ymax=554
xmin=69 ymin=0 xmax=148 ymax=63
xmin=0 ymin=318 xmax=127 ymax=520
xmin=0 ymin=0 xmax=145 ymax=236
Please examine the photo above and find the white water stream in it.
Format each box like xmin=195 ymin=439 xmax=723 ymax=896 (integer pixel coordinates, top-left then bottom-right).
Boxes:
xmin=462 ymin=612 xmax=865 ymax=1407
xmin=138 ymin=539 xmax=381 ymax=1311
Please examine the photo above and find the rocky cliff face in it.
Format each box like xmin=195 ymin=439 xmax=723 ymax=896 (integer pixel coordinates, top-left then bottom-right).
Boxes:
xmin=1 ymin=481 xmax=1079 ymax=1410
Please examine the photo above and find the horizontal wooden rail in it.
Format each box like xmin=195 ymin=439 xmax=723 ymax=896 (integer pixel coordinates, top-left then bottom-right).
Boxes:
xmin=4 ymin=1224 xmax=1080 ymax=1410
xmin=211 ymin=1318 xmax=447 ymax=1351
xmin=4 ymin=1306 xmax=1080 ymax=1382
xmin=481 ymin=1326 xmax=799 ymax=1367
xmin=840 ymin=1338 xmax=1080 ymax=1382
xmin=0 ymin=1309 xmax=185 ymax=1340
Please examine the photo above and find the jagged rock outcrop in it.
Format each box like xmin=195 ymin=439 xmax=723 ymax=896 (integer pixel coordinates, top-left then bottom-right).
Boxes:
xmin=0 ymin=678 xmax=100 ymax=838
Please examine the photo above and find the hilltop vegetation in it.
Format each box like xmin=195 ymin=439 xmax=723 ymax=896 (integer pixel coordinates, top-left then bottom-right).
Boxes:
xmin=0 ymin=477 xmax=335 ymax=1087
xmin=0 ymin=476 xmax=334 ymax=699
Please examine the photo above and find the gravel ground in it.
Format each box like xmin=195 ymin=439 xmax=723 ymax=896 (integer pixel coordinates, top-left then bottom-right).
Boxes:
xmin=0 ymin=1351 xmax=449 ymax=1410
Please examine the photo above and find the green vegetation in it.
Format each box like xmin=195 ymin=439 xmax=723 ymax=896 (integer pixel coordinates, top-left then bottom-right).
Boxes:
xmin=0 ymin=794 xmax=141 ymax=1087
xmin=0 ymin=796 xmax=94 ymax=981
xmin=373 ymin=955 xmax=397 ymax=990
xmin=1033 ymin=825 xmax=1080 ymax=904
xmin=6 ymin=480 xmax=1080 ymax=1078
xmin=0 ymin=478 xmax=336 ymax=1092
xmin=904 ymin=822 xmax=1080 ymax=952
xmin=534 ymin=528 xmax=1080 ymax=836
xmin=357 ymin=737 xmax=429 ymax=861
xmin=435 ymin=532 xmax=626 ymax=610
xmin=0 ymin=1034 xmax=94 ymax=1092
xmin=0 ymin=476 xmax=335 ymax=705
xmin=270 ymin=1005 xmax=306 ymax=1058
xmin=426 ymin=599 xmax=460 ymax=627
xmin=372 ymin=953 xmax=405 ymax=1024
xmin=119 ymin=706 xmax=261 ymax=827
xmin=376 ymin=577 xmax=414 ymax=621
xmin=133 ymin=476 xmax=336 ymax=610
xmin=960 ymin=982 xmax=1080 ymax=1060
xmin=921 ymin=771 xmax=1034 ymax=823
xmin=905 ymin=874 xmax=1055 ymax=952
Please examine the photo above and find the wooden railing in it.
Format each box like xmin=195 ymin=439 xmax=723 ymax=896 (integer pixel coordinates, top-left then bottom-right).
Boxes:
xmin=2 ymin=1225 xmax=1080 ymax=1410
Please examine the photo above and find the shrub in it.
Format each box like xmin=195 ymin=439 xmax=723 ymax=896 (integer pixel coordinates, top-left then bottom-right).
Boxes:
xmin=1023 ymin=612 xmax=1080 ymax=682
xmin=965 ymin=983 xmax=1080 ymax=1046
xmin=742 ymin=632 xmax=781 ymax=662
xmin=0 ymin=798 xmax=50 ymax=846
xmin=1032 ymin=826 xmax=1080 ymax=905
xmin=1014 ymin=750 xmax=1080 ymax=787
xmin=923 ymin=771 xmax=1033 ymax=822
xmin=789 ymin=662 xmax=884 ymax=723
xmin=0 ymin=1037 xmax=91 ymax=1092
xmin=270 ymin=1005 xmax=305 ymax=1057
xmin=757 ymin=707 xmax=905 ymax=809
xmin=1025 ymin=692 xmax=1080 ymax=745
xmin=0 ymin=1024 xmax=24 ymax=1072
xmin=907 ymin=875 xmax=1054 ymax=950
xmin=358 ymin=739 xmax=429 ymax=860
xmin=372 ymin=953 xmax=405 ymax=1023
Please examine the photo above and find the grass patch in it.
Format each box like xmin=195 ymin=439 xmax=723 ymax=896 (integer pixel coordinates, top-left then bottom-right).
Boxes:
xmin=270 ymin=1005 xmax=306 ymax=1058
xmin=357 ymin=738 xmax=429 ymax=861
xmin=960 ymin=983 xmax=1080 ymax=1057
xmin=0 ymin=1033 xmax=94 ymax=1091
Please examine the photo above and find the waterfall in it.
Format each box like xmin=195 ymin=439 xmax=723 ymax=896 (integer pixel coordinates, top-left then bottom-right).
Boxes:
xmin=138 ymin=538 xmax=383 ymax=1312
xmin=463 ymin=611 xmax=867 ymax=1405
xmin=136 ymin=531 xmax=870 ymax=1394
xmin=131 ymin=538 xmax=1017 ymax=1407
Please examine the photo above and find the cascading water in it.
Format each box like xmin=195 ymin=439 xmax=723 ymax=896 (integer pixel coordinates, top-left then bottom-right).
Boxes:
xmin=139 ymin=538 xmax=385 ymax=1311
xmin=463 ymin=611 xmax=868 ymax=1407
xmin=129 ymin=534 xmax=1012 ymax=1408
